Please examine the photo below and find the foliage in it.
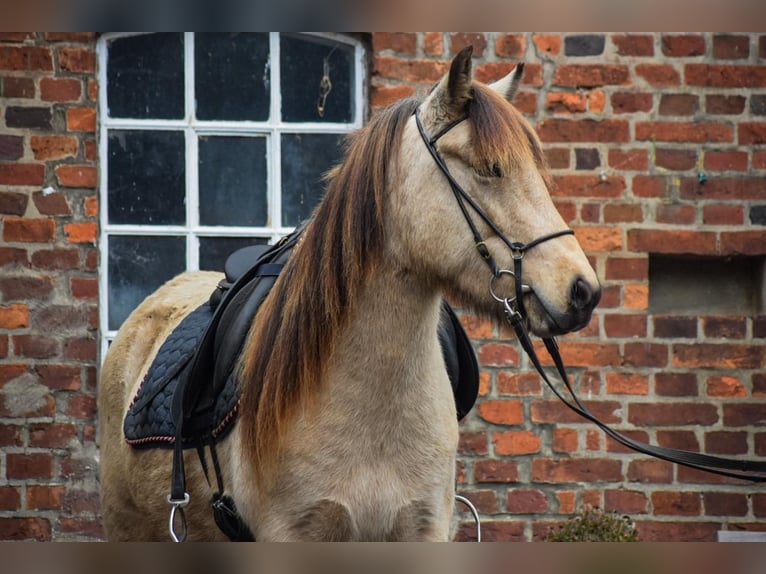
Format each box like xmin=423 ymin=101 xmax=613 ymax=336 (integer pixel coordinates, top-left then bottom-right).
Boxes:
xmin=546 ymin=506 xmax=639 ymax=542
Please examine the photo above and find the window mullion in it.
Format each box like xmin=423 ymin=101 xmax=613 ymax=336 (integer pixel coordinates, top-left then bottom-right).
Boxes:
xmin=186 ymin=33 xmax=199 ymax=271
xmin=270 ymin=32 xmax=282 ymax=233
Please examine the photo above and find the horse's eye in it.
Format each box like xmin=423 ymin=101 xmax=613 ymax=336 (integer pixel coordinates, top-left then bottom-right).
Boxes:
xmin=491 ymin=163 xmax=503 ymax=178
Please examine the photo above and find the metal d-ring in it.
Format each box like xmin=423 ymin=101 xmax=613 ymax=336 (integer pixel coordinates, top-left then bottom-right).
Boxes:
xmin=454 ymin=494 xmax=482 ymax=542
xmin=168 ymin=492 xmax=190 ymax=542
xmin=489 ymin=269 xmax=517 ymax=304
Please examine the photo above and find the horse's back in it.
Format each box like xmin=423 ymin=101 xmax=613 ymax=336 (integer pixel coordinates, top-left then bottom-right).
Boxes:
xmin=98 ymin=271 xmax=223 ymax=540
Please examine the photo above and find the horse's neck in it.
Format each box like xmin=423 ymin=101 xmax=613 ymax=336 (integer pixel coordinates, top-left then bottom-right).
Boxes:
xmin=332 ymin=267 xmax=444 ymax=391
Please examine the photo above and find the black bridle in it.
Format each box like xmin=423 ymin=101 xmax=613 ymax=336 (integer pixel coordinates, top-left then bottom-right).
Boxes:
xmin=416 ymin=107 xmax=766 ymax=483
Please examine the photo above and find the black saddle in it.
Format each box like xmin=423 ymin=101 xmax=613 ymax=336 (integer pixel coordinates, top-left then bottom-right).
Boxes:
xmin=124 ymin=226 xmax=479 ymax=449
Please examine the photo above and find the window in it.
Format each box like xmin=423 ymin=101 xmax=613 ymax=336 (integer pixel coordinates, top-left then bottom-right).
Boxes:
xmin=98 ymin=33 xmax=366 ymax=356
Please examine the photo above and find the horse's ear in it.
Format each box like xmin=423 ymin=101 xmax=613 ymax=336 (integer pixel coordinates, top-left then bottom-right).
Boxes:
xmin=428 ymin=45 xmax=474 ymax=118
xmin=488 ymin=62 xmax=525 ymax=103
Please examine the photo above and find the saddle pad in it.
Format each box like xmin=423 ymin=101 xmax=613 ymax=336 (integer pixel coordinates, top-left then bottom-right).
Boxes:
xmin=123 ymin=304 xmax=240 ymax=448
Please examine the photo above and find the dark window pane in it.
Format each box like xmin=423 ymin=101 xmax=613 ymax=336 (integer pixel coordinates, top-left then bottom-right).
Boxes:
xmin=195 ymin=33 xmax=270 ymax=121
xmin=108 ymin=235 xmax=186 ymax=330
xmin=198 ymin=136 xmax=268 ymax=227
xmin=199 ymin=236 xmax=269 ymax=272
xmin=108 ymin=130 xmax=186 ymax=225
xmin=280 ymin=34 xmax=354 ymax=123
xmin=107 ymin=33 xmax=184 ymax=119
xmin=281 ymin=133 xmax=344 ymax=227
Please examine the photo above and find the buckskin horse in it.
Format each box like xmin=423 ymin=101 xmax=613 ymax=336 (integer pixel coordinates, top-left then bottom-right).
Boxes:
xmin=98 ymin=46 xmax=601 ymax=541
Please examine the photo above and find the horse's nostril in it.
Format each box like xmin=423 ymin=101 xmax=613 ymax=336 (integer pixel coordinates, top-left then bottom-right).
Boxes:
xmin=571 ymin=277 xmax=600 ymax=312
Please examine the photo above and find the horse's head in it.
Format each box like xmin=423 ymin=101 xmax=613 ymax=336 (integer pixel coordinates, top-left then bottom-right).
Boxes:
xmin=393 ymin=46 xmax=601 ymax=337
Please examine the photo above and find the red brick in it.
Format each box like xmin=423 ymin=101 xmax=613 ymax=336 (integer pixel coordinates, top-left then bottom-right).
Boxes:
xmin=497 ymin=372 xmax=541 ymax=396
xmin=0 ymin=33 xmax=35 ymax=42
xmin=537 ymin=119 xmax=629 ymax=143
xmin=26 ymin=485 xmax=66 ymax=510
xmin=449 ymin=33 xmax=487 ymax=57
xmin=493 ymin=430 xmax=541 ymax=455
xmin=11 ymin=334 xmax=59 ymax=358
xmin=628 ymin=459 xmax=674 ymax=483
xmin=686 ymin=64 xmax=766 ymax=87
xmin=629 ymin=403 xmax=718 ymax=426
xmin=674 ymin=343 xmax=764 ymax=369
xmin=0 ymin=517 xmax=51 ymax=541
xmin=455 ymin=489 xmax=497 ymax=514
xmin=705 ymin=492 xmax=748 ymax=516
xmin=0 ymin=163 xmax=45 ymax=186
xmin=653 ymin=374 xmax=697 ymax=397
xmin=546 ymin=92 xmax=586 ymax=114
xmin=374 ymin=57 xmax=448 ymax=83
xmin=654 ymin=148 xmax=697 ymax=171
xmin=459 ymin=314 xmax=493 ymax=339
xmin=370 ymin=84 xmax=414 ymax=109
xmin=0 ymin=486 xmax=21 ymax=511
xmin=681 ymin=177 xmax=765 ymax=200
xmin=533 ymin=34 xmax=560 ymax=56
xmin=55 ymin=164 xmax=97 ymax=188
xmin=59 ymin=47 xmax=95 ymax=73
xmin=703 ymin=204 xmax=743 ymax=225
xmin=455 ymin=520 xmax=524 ymax=542
xmin=603 ymin=314 xmax=646 ymax=338
xmin=423 ymin=32 xmax=443 ymax=56
xmin=66 ymin=107 xmax=96 ymax=132
xmin=70 ymin=277 xmax=98 ymax=299
xmin=0 ymin=424 xmax=23 ymax=446
xmin=635 ymin=64 xmax=680 ymax=86
xmin=713 ymin=35 xmax=750 ymax=59
xmin=608 ymin=149 xmax=648 ymax=171
xmin=0 ymin=76 xmax=35 ymax=98
xmin=707 ymin=375 xmax=747 ymax=398
xmin=637 ymin=121 xmax=733 ymax=143
xmin=477 ymin=399 xmax=523 ymax=425
xmin=706 ymin=94 xmax=746 ymax=114
xmin=628 ymin=229 xmax=716 ymax=254
xmin=532 ymin=341 xmax=622 ymax=368
xmin=40 ymin=77 xmax=81 ymax=102
xmin=603 ymin=203 xmax=642 ymax=223
xmin=553 ymin=428 xmax=578 ymax=452
xmin=662 ymin=35 xmax=706 ymax=57
xmin=30 ymin=135 xmax=79 ymax=160
xmin=32 ymin=191 xmax=70 ymax=217
xmin=506 ymin=489 xmax=548 ymax=513
xmin=659 ymin=93 xmax=698 ymax=116
xmin=571 ymin=226 xmax=622 ymax=251
xmin=655 ymin=204 xmax=696 ymax=224
xmin=739 ymin=123 xmax=766 ymax=145
xmin=531 ymin=399 xmax=621 ymax=424
xmin=632 ymin=175 xmax=668 ymax=198
xmin=723 ymin=403 xmax=766 ymax=427
xmin=657 ymin=430 xmax=699 ymax=451
xmin=605 ymin=429 xmax=650 ymax=454
xmin=513 ymin=91 xmax=537 ymax=115
xmin=532 ymin=458 xmax=622 ymax=483
xmin=636 ymin=521 xmax=718 ymax=542
xmin=2 ymin=217 xmax=55 ymax=243
xmin=588 ymin=90 xmax=605 ymax=113
xmin=44 ymin=32 xmax=95 ymax=41
xmin=31 ymin=249 xmax=80 ymax=271
xmin=604 ymin=257 xmax=647 ymax=281
xmin=6 ymin=453 xmax=53 ymax=479
xmin=0 ymin=46 xmax=52 ymax=71
xmin=604 ymin=489 xmax=648 ymax=514
xmin=0 ymin=189 xmax=25 ymax=215
xmin=458 ymin=431 xmax=488 ymax=455
xmin=606 ymin=372 xmax=649 ymax=394
xmin=611 ymin=92 xmax=653 ymax=113
xmin=63 ymin=337 xmax=97 ymax=362
xmin=495 ymin=34 xmax=526 ymax=58
xmin=652 ymin=491 xmax=701 ymax=516
xmin=371 ymin=33 xmax=416 ymax=54
xmin=0 ymin=275 xmax=54 ymax=301
xmin=654 ymin=316 xmax=697 ymax=338
xmin=553 ymin=65 xmax=630 ymax=87
xmin=0 ymin=303 xmax=29 ymax=329
xmin=704 ymin=150 xmax=748 ymax=171
xmin=0 ymin=247 xmax=28 ymax=268
xmin=64 ymin=221 xmax=98 ymax=244
xmin=703 ymin=316 xmax=746 ymax=339
xmin=612 ymin=34 xmax=654 ymax=57
xmin=59 ymin=518 xmax=105 ymax=540
xmin=551 ymin=174 xmax=626 ymax=198
xmin=474 ymin=459 xmax=519 ymax=482
xmin=756 ymin=494 xmax=766 ymax=517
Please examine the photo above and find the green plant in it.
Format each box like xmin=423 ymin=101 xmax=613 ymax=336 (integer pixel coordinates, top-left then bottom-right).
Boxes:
xmin=546 ymin=506 xmax=639 ymax=542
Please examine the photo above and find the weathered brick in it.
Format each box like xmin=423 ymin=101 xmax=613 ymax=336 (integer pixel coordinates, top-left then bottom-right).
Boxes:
xmin=628 ymin=229 xmax=716 ymax=254
xmin=506 ymin=489 xmax=548 ymax=513
xmin=603 ymin=313 xmax=647 ymax=338
xmin=6 ymin=453 xmax=53 ymax=479
xmin=59 ymin=47 xmax=95 ymax=73
xmin=495 ymin=34 xmax=526 ymax=58
xmin=31 ymin=249 xmax=80 ymax=270
xmin=635 ymin=64 xmax=680 ymax=86
xmin=546 ymin=92 xmax=586 ymax=114
xmin=712 ymin=34 xmax=749 ymax=59
xmin=0 ymin=190 xmax=28 ymax=215
xmin=0 ymin=486 xmax=21 ymax=511
xmin=680 ymin=177 xmax=765 ymax=200
xmin=497 ymin=372 xmax=541 ymax=396
xmin=611 ymin=92 xmax=653 ymax=113
xmin=703 ymin=204 xmax=744 ymax=225
xmin=703 ymin=316 xmax=747 ymax=339
xmin=531 ymin=399 xmax=621 ymax=424
xmin=532 ymin=458 xmax=622 ymax=483
xmin=707 ymin=375 xmax=746 ymax=398
xmin=738 ymin=123 xmax=766 ymax=145
xmin=0 ymin=304 xmax=29 ymax=329
xmin=477 ymin=400 xmax=523 ymax=425
xmin=604 ymin=257 xmax=647 ymax=280
xmin=655 ymin=373 xmax=698 ymax=396
xmin=662 ymin=35 xmax=706 ymax=57
xmin=652 ymin=491 xmax=701 ymax=516
xmin=608 ymin=149 xmax=648 ymax=171
xmin=720 ymin=231 xmax=766 ymax=255
xmin=458 ymin=431 xmax=488 ymax=455
xmin=636 ymin=121 xmax=733 ymax=143
xmin=658 ymin=93 xmax=698 ymax=115
xmin=64 ymin=222 xmax=98 ymax=244
xmin=5 ymin=106 xmax=51 ymax=129
xmin=705 ymin=94 xmax=746 ymax=114
xmin=605 ymin=490 xmax=649 ymax=514
xmin=632 ymin=174 xmax=668 ymax=200
xmin=551 ymin=174 xmax=626 ymax=198
xmin=423 ymin=32 xmax=443 ymax=56
xmin=30 ymin=135 xmax=79 ymax=160
xmin=456 ymin=520 xmax=524 ymax=542
xmin=478 ymin=343 xmax=518 ymax=366
xmin=26 ymin=485 xmax=66 ymax=510
xmin=636 ymin=521 xmax=718 ymax=542
xmin=673 ymin=344 xmax=765 ymax=369
xmin=623 ymin=342 xmax=668 ymax=367
xmin=605 ymin=372 xmax=649 ymax=394
xmin=553 ymin=64 xmax=630 ymax=87
xmin=55 ymin=164 xmax=97 ymax=188
xmin=574 ymin=148 xmax=600 ymax=169
xmin=654 ymin=316 xmax=697 ymax=338
xmin=65 ymin=107 xmax=96 ymax=132
xmin=629 ymin=402 xmax=718 ymax=426
xmin=11 ymin=334 xmax=59 ymax=358
xmin=40 ymin=77 xmax=81 ymax=102
xmin=570 ymin=226 xmax=622 ymax=251
xmin=612 ymin=34 xmax=654 ymax=57
xmin=0 ymin=76 xmax=35 ymax=98
xmin=532 ymin=34 xmax=560 ymax=56
xmin=655 ymin=204 xmax=696 ymax=224
xmin=493 ymin=430 xmax=541 ymax=455
xmin=0 ymin=134 xmax=23 ymax=160
xmin=705 ymin=492 xmax=748 ymax=516
xmin=35 ymin=364 xmax=81 ymax=391
xmin=2 ymin=217 xmax=55 ymax=243
xmin=657 ymin=430 xmax=699 ymax=451
xmin=752 ymin=95 xmax=766 ymax=116
xmin=704 ymin=150 xmax=748 ymax=171
xmin=654 ymin=148 xmax=697 ymax=171
xmin=474 ymin=459 xmax=519 ymax=483
xmin=450 ymin=33 xmax=487 ymax=57
xmin=371 ymin=33 xmax=416 ymax=54
xmin=0 ymin=517 xmax=51 ymax=541
xmin=564 ymin=35 xmax=605 ymax=57
xmin=723 ymin=403 xmax=766 ymax=427
xmin=0 ymin=46 xmax=52 ymax=71
xmin=370 ymin=84 xmax=414 ymax=109
xmin=686 ymin=64 xmax=766 ymax=87
xmin=628 ymin=459 xmax=674 ymax=483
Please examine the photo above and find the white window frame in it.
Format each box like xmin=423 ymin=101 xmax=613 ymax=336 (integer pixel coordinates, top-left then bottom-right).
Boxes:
xmin=97 ymin=32 xmax=367 ymax=360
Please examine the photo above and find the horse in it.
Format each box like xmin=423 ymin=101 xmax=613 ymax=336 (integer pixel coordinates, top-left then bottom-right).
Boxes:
xmin=98 ymin=46 xmax=601 ymax=541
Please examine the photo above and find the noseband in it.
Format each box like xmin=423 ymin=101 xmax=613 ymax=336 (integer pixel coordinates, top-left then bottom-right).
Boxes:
xmin=415 ymin=107 xmax=766 ymax=483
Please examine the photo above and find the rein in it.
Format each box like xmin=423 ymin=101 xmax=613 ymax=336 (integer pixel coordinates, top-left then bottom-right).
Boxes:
xmin=415 ymin=107 xmax=766 ymax=484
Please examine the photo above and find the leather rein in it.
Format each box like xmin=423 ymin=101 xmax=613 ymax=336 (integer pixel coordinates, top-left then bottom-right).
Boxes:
xmin=415 ymin=108 xmax=766 ymax=483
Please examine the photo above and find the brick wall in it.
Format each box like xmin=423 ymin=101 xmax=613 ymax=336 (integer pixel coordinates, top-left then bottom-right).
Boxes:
xmin=1 ymin=32 xmax=764 ymax=541
xmin=1 ymin=32 xmax=101 ymax=540
xmin=371 ymin=32 xmax=766 ymax=541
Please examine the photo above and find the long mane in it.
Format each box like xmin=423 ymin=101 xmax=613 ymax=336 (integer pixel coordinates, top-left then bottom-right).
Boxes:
xmin=239 ymin=96 xmax=421 ymax=486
